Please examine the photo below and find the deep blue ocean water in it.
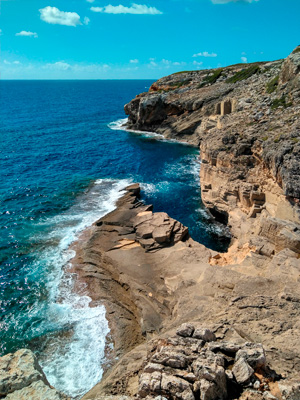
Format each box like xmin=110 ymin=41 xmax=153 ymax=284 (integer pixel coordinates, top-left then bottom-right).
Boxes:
xmin=0 ymin=80 xmax=228 ymax=398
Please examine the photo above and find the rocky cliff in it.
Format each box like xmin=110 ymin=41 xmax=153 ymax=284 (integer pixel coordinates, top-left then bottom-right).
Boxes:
xmin=125 ymin=47 xmax=300 ymax=265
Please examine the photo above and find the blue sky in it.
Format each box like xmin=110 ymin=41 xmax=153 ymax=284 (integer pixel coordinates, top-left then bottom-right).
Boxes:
xmin=0 ymin=0 xmax=299 ymax=79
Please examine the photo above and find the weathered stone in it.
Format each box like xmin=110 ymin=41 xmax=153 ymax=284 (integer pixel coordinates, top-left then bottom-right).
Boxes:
xmin=152 ymin=350 xmax=189 ymax=369
xmin=139 ymin=371 xmax=162 ymax=397
xmin=152 ymin=224 xmax=173 ymax=244
xmin=0 ymin=349 xmax=48 ymax=396
xmin=192 ymin=351 xmax=227 ymax=399
xmin=5 ymin=380 xmax=68 ymax=400
xmin=160 ymin=373 xmax=194 ymax=400
xmin=0 ymin=349 xmax=68 ymax=399
xmin=232 ymin=357 xmax=254 ymax=384
xmin=192 ymin=328 xmax=216 ymax=342
xmin=236 ymin=343 xmax=266 ymax=370
xmin=176 ymin=323 xmax=195 ymax=338
xmin=207 ymin=341 xmax=242 ymax=355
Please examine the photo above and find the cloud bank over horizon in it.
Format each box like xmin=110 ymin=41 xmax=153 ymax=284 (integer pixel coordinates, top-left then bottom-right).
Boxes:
xmin=211 ymin=0 xmax=259 ymax=3
xmin=90 ymin=4 xmax=163 ymax=15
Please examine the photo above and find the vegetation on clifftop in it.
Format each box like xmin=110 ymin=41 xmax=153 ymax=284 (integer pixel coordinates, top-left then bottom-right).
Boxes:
xmin=226 ymin=64 xmax=260 ymax=83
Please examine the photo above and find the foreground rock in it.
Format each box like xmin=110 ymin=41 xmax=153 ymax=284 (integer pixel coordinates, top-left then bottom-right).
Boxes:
xmin=0 ymin=349 xmax=68 ymax=399
xmin=65 ymin=185 xmax=300 ymax=400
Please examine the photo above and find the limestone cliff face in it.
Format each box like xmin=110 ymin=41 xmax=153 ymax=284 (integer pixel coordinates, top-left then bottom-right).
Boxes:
xmin=125 ymin=47 xmax=300 ymax=258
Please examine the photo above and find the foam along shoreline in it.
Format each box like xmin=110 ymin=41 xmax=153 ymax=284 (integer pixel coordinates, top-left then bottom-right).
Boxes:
xmin=108 ymin=117 xmax=193 ymax=146
xmin=32 ymin=179 xmax=132 ymax=399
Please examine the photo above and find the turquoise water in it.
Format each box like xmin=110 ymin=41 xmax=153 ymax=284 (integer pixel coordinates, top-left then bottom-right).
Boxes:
xmin=0 ymin=80 xmax=228 ymax=397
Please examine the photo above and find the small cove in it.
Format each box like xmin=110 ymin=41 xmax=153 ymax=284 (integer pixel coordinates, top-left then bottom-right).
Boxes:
xmin=0 ymin=80 xmax=229 ymax=398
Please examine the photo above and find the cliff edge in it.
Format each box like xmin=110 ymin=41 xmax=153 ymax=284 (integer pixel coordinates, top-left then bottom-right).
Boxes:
xmin=125 ymin=46 xmax=300 ymax=265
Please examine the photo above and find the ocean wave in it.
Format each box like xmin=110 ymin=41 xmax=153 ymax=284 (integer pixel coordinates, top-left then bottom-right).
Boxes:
xmin=108 ymin=118 xmax=192 ymax=145
xmin=30 ymin=179 xmax=131 ymax=398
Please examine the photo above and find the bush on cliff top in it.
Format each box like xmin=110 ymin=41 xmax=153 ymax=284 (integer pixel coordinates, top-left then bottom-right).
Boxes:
xmin=198 ymin=68 xmax=223 ymax=88
xmin=266 ymin=75 xmax=279 ymax=93
xmin=226 ymin=65 xmax=260 ymax=83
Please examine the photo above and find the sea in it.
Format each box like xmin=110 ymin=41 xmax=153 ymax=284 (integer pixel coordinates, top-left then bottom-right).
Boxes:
xmin=0 ymin=80 xmax=229 ymax=398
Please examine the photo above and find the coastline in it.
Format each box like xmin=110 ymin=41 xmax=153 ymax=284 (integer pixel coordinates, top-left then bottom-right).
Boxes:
xmin=1 ymin=47 xmax=300 ymax=400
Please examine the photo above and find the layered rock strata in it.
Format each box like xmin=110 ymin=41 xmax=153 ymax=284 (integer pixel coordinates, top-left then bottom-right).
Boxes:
xmin=124 ymin=47 xmax=300 ymax=264
xmin=60 ymin=184 xmax=299 ymax=400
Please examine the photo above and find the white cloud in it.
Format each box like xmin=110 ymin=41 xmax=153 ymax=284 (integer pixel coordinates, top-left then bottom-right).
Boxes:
xmin=3 ymin=59 xmax=21 ymax=65
xmin=193 ymin=61 xmax=203 ymax=66
xmin=45 ymin=61 xmax=72 ymax=70
xmin=90 ymin=4 xmax=162 ymax=15
xmin=84 ymin=16 xmax=90 ymax=25
xmin=39 ymin=6 xmax=81 ymax=26
xmin=193 ymin=51 xmax=217 ymax=58
xmin=130 ymin=59 xmax=139 ymax=63
xmin=16 ymin=31 xmax=38 ymax=38
xmin=211 ymin=0 xmax=259 ymax=3
xmin=241 ymin=56 xmax=248 ymax=63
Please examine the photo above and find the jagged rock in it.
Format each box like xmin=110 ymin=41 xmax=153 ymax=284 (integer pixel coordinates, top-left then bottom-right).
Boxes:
xmin=176 ymin=323 xmax=195 ymax=338
xmin=160 ymin=373 xmax=194 ymax=400
xmin=139 ymin=371 xmax=162 ymax=397
xmin=192 ymin=350 xmax=227 ymax=399
xmin=207 ymin=341 xmax=242 ymax=355
xmin=232 ymin=357 xmax=254 ymax=385
xmin=279 ymin=45 xmax=300 ymax=84
xmin=235 ymin=343 xmax=266 ymax=370
xmin=192 ymin=328 xmax=216 ymax=342
xmin=133 ymin=211 xmax=189 ymax=250
xmin=152 ymin=350 xmax=189 ymax=369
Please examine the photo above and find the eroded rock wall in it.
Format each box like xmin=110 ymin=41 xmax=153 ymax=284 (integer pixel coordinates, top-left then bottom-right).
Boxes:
xmin=124 ymin=47 xmax=300 ymax=258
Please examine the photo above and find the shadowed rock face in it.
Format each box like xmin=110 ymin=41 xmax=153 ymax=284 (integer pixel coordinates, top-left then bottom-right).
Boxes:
xmin=124 ymin=47 xmax=300 ymax=259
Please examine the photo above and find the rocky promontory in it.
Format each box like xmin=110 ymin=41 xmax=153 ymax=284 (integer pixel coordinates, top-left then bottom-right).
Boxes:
xmin=125 ymin=46 xmax=300 ymax=265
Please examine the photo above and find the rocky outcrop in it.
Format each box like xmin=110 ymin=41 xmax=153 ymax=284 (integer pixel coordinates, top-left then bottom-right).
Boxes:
xmin=138 ymin=325 xmax=279 ymax=400
xmin=124 ymin=47 xmax=300 ymax=263
xmin=0 ymin=349 xmax=68 ymax=399
xmin=64 ymin=185 xmax=300 ymax=400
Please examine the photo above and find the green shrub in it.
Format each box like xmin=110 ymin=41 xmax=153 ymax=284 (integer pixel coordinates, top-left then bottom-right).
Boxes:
xmin=266 ymin=75 xmax=279 ymax=93
xmin=170 ymin=79 xmax=191 ymax=89
xmin=271 ymin=96 xmax=292 ymax=109
xmin=292 ymin=46 xmax=300 ymax=54
xmin=198 ymin=68 xmax=223 ymax=88
xmin=226 ymin=65 xmax=260 ymax=83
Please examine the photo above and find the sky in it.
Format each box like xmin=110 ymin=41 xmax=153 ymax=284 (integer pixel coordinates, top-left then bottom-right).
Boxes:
xmin=0 ymin=0 xmax=299 ymax=79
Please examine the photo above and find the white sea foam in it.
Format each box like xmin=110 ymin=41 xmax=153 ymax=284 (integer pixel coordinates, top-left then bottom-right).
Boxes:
xmin=30 ymin=179 xmax=131 ymax=399
xmin=108 ymin=118 xmax=191 ymax=145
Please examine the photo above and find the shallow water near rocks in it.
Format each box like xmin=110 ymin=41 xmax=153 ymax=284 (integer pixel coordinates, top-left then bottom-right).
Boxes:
xmin=0 ymin=80 xmax=229 ymax=398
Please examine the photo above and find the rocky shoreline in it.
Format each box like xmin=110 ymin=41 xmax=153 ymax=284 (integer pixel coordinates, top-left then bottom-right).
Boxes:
xmin=1 ymin=47 xmax=300 ymax=400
